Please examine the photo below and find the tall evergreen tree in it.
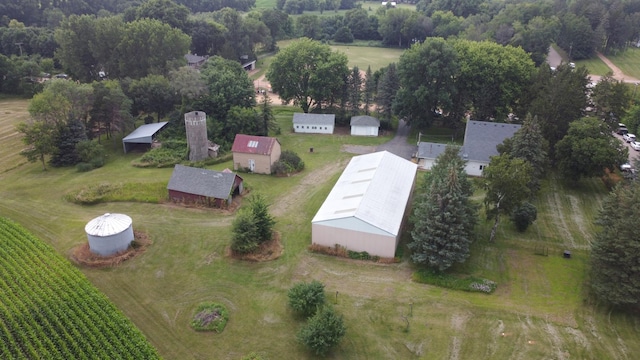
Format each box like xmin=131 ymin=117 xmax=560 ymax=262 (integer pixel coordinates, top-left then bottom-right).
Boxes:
xmin=498 ymin=114 xmax=549 ymax=196
xmin=590 ymin=182 xmax=640 ymax=308
xmin=375 ymin=62 xmax=399 ymax=123
xmin=50 ymin=118 xmax=87 ymax=167
xmin=346 ymin=66 xmax=362 ymax=115
xmin=409 ymin=145 xmax=477 ymax=271
xmin=258 ymin=93 xmax=279 ymax=136
xmin=249 ymin=194 xmax=275 ymax=243
xmin=363 ymin=66 xmax=375 ymax=115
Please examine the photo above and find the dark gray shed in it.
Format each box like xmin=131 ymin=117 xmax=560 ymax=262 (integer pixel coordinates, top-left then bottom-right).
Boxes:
xmin=167 ymin=165 xmax=244 ymax=207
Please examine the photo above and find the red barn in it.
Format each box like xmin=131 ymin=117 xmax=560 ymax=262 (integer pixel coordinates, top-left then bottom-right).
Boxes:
xmin=167 ymin=165 xmax=243 ymax=208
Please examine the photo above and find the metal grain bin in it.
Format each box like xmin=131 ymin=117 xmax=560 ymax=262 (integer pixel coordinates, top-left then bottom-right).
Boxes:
xmin=85 ymin=213 xmax=134 ymax=256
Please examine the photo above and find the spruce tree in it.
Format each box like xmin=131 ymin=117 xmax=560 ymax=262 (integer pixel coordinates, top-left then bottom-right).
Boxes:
xmin=363 ymin=66 xmax=375 ymax=115
xmin=375 ymin=63 xmax=399 ymax=123
xmin=409 ymin=146 xmax=477 ymax=271
xmin=249 ymin=194 xmax=275 ymax=243
xmin=498 ymin=114 xmax=549 ymax=196
xmin=590 ymin=182 xmax=640 ymax=307
xmin=347 ymin=66 xmax=362 ymax=115
xmin=50 ymin=118 xmax=88 ymax=167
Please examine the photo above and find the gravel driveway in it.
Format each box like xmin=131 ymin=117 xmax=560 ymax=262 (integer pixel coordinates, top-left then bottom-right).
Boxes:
xmin=376 ymin=119 xmax=416 ymax=159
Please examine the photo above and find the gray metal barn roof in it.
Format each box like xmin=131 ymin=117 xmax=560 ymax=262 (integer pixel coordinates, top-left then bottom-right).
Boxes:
xmin=122 ymin=121 xmax=168 ymax=153
xmin=311 ymin=151 xmax=417 ymax=236
xmin=167 ymin=164 xmax=241 ymax=199
xmin=293 ymin=113 xmax=335 ymax=125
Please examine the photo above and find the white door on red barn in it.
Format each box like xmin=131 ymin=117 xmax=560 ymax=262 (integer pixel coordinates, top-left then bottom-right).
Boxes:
xmin=249 ymin=159 xmax=255 ymax=172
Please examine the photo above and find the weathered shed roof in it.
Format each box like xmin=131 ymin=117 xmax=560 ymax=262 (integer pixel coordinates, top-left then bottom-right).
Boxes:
xmin=231 ymin=134 xmax=279 ymax=155
xmin=350 ymin=115 xmax=380 ymax=127
xmin=122 ymin=122 xmax=168 ymax=144
xmin=312 ymin=151 xmax=417 ymax=236
xmin=167 ymin=164 xmax=241 ymax=199
xmin=85 ymin=213 xmax=132 ymax=237
xmin=461 ymin=120 xmax=521 ymax=162
xmin=293 ymin=113 xmax=335 ymax=125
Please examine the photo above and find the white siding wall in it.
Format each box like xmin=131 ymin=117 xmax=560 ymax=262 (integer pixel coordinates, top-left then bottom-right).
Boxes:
xmin=312 ymin=223 xmax=397 ymax=258
xmin=351 ymin=125 xmax=379 ymax=136
xmin=294 ymin=124 xmax=334 ymax=134
xmin=464 ymin=161 xmax=487 ymax=177
xmin=418 ymin=158 xmax=436 ymax=170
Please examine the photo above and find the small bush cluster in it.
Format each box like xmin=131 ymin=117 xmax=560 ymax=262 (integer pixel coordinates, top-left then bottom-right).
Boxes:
xmin=67 ymin=182 xmax=166 ymax=205
xmin=75 ymin=140 xmax=105 ymax=172
xmin=135 ymin=140 xmax=187 ymax=168
xmin=347 ymin=250 xmax=380 ymax=262
xmin=511 ymin=202 xmax=537 ymax=232
xmin=230 ymin=195 xmax=275 ymax=254
xmin=272 ymin=150 xmax=304 ymax=176
xmin=288 ymin=280 xmax=326 ymax=318
xmin=413 ymin=270 xmax=497 ymax=294
xmin=190 ymin=302 xmax=229 ymax=332
xmin=308 ymin=243 xmax=397 ymax=263
xmin=288 ymin=281 xmax=345 ymax=356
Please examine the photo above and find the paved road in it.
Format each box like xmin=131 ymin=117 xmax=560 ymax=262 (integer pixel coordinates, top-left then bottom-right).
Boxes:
xmin=376 ymin=119 xmax=416 ymax=160
xmin=547 ymin=46 xmax=563 ymax=68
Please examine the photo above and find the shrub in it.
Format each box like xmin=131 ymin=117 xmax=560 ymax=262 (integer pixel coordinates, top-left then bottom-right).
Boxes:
xmin=230 ymin=210 xmax=259 ymax=254
xmin=297 ymin=305 xmax=346 ymax=356
xmin=511 ymin=202 xmax=537 ymax=232
xmin=273 ymin=150 xmax=304 ymax=175
xmin=288 ymin=280 xmax=326 ymax=318
xmin=413 ymin=270 xmax=497 ymax=294
xmin=190 ymin=302 xmax=229 ymax=332
xmin=75 ymin=140 xmax=105 ymax=171
xmin=249 ymin=195 xmax=275 ymax=243
xmin=241 ymin=353 xmax=264 ymax=360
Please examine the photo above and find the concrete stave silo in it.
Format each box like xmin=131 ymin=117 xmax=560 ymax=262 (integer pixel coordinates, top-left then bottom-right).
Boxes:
xmin=185 ymin=111 xmax=209 ymax=162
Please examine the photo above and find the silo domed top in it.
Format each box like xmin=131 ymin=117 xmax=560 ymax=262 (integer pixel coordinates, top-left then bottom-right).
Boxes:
xmin=85 ymin=213 xmax=132 ymax=237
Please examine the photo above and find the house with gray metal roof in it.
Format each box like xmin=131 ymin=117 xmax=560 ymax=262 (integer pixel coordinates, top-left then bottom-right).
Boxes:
xmin=350 ymin=115 xmax=380 ymax=136
xmin=293 ymin=113 xmax=335 ymax=134
xmin=122 ymin=121 xmax=168 ymax=153
xmin=461 ymin=120 xmax=521 ymax=176
xmin=416 ymin=142 xmax=455 ymax=169
xmin=416 ymin=120 xmax=521 ymax=176
xmin=167 ymin=165 xmax=243 ymax=208
xmin=311 ymin=151 xmax=417 ymax=258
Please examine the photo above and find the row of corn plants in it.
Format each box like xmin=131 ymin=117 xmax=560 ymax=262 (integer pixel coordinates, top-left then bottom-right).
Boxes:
xmin=0 ymin=217 xmax=161 ymax=360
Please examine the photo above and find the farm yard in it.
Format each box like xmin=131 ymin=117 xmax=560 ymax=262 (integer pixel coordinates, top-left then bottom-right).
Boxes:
xmin=1 ymin=97 xmax=640 ymax=359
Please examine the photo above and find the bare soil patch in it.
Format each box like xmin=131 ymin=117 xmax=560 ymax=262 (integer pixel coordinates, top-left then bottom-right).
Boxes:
xmin=227 ymin=231 xmax=283 ymax=262
xmin=70 ymin=230 xmax=152 ymax=268
xmin=341 ymin=144 xmax=377 ymax=155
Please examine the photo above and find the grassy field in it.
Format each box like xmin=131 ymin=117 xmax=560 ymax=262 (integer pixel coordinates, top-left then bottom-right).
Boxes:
xmin=273 ymin=40 xmax=404 ymax=73
xmin=574 ymin=57 xmax=611 ymax=77
xmin=605 ymin=47 xmax=640 ymax=79
xmin=2 ymin=98 xmax=640 ymax=359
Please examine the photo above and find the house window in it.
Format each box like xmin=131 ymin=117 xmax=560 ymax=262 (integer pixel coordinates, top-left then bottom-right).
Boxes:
xmin=325 ymin=127 xmax=327 ymax=130
xmin=479 ymin=165 xmax=484 ymax=170
xmin=306 ymin=126 xmax=309 ymax=129
xmin=295 ymin=125 xmax=299 ymax=128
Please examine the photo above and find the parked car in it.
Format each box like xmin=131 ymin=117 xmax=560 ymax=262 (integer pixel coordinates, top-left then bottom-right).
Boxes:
xmin=621 ymin=163 xmax=632 ymax=171
xmin=618 ymin=127 xmax=629 ymax=135
xmin=619 ymin=123 xmax=627 ymax=128
xmin=55 ymin=73 xmax=68 ymax=79
xmin=632 ymin=141 xmax=640 ymax=151
xmin=623 ymin=133 xmax=636 ymax=143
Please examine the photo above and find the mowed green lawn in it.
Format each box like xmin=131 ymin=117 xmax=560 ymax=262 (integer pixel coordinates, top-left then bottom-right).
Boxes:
xmin=605 ymin=47 xmax=640 ymax=79
xmin=275 ymin=40 xmax=404 ymax=72
xmin=2 ymin=98 xmax=640 ymax=359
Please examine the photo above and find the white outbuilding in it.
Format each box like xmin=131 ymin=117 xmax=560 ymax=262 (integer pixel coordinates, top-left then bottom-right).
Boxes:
xmin=84 ymin=213 xmax=134 ymax=256
xmin=292 ymin=113 xmax=335 ymax=134
xmin=350 ymin=115 xmax=380 ymax=136
xmin=311 ymin=151 xmax=418 ymax=258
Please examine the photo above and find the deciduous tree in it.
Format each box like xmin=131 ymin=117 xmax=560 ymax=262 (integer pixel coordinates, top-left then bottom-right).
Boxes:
xmin=16 ymin=120 xmax=56 ymax=170
xmin=266 ymin=38 xmax=348 ymax=113
xmin=555 ymin=117 xmax=628 ymax=181
xmin=394 ymin=37 xmax=458 ymax=129
xmin=483 ymin=154 xmax=532 ymax=242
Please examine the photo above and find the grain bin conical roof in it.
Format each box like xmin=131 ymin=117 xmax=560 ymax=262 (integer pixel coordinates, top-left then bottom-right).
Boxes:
xmin=85 ymin=213 xmax=132 ymax=237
